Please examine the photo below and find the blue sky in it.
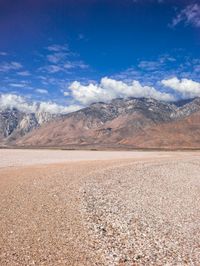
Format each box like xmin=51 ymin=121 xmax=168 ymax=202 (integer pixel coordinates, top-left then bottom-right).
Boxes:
xmin=0 ymin=0 xmax=200 ymax=112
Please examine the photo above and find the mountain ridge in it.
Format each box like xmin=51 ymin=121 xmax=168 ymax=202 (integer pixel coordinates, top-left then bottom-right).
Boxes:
xmin=0 ymin=107 xmax=61 ymax=144
xmin=0 ymin=96 xmax=198 ymax=149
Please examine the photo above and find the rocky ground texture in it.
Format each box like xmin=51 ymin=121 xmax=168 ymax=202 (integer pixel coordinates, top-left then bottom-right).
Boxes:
xmin=81 ymin=160 xmax=200 ymax=265
xmin=0 ymin=150 xmax=199 ymax=265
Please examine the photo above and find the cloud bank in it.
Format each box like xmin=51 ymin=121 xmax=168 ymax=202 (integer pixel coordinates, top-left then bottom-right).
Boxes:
xmin=1 ymin=77 xmax=200 ymax=115
xmin=68 ymin=77 xmax=174 ymax=105
xmin=0 ymin=94 xmax=81 ymax=114
xmin=161 ymin=77 xmax=200 ymax=99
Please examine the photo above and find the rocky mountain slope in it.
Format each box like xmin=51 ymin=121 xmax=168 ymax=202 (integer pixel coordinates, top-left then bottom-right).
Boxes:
xmin=0 ymin=107 xmax=60 ymax=144
xmin=10 ymin=97 xmax=200 ymax=149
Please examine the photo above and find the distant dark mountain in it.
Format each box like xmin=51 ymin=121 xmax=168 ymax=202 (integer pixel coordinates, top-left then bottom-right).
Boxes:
xmin=10 ymin=97 xmax=200 ymax=149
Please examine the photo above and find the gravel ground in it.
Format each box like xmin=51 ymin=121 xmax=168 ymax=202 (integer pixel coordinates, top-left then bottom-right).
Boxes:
xmin=0 ymin=150 xmax=199 ymax=265
xmin=81 ymin=159 xmax=200 ymax=265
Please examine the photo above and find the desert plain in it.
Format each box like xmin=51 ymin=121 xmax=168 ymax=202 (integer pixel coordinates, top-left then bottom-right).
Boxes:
xmin=0 ymin=149 xmax=199 ymax=265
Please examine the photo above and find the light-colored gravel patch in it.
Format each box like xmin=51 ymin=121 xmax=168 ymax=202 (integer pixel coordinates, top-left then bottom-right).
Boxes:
xmin=81 ymin=159 xmax=200 ymax=265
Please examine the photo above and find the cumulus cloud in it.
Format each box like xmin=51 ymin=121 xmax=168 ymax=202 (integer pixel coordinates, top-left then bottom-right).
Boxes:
xmin=161 ymin=77 xmax=200 ymax=98
xmin=63 ymin=91 xmax=69 ymax=96
xmin=68 ymin=77 xmax=174 ymax=105
xmin=0 ymin=94 xmax=81 ymax=114
xmin=171 ymin=4 xmax=200 ymax=28
xmin=0 ymin=94 xmax=36 ymax=113
xmin=38 ymin=101 xmax=81 ymax=114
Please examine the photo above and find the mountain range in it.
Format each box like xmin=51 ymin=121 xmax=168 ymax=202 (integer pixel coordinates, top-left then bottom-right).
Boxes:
xmin=0 ymin=107 xmax=59 ymax=144
xmin=1 ymin=97 xmax=200 ymax=149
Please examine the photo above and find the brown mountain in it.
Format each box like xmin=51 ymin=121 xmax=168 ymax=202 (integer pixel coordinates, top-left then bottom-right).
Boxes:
xmin=13 ymin=97 xmax=200 ymax=149
xmin=120 ymin=111 xmax=200 ymax=149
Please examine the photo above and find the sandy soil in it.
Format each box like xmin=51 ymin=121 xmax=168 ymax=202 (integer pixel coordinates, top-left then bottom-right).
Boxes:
xmin=0 ymin=149 xmax=199 ymax=265
xmin=0 ymin=149 xmax=181 ymax=168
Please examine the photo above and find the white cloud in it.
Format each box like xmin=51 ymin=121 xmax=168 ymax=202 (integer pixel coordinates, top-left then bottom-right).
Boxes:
xmin=47 ymin=52 xmax=68 ymax=64
xmin=138 ymin=56 xmax=176 ymax=71
xmin=35 ymin=89 xmax=49 ymax=94
xmin=41 ymin=43 xmax=88 ymax=75
xmin=9 ymin=83 xmax=27 ymax=88
xmin=41 ymin=60 xmax=88 ymax=74
xmin=161 ymin=77 xmax=200 ymax=98
xmin=42 ymin=65 xmax=62 ymax=73
xmin=0 ymin=52 xmax=7 ymax=56
xmin=0 ymin=94 xmax=36 ymax=113
xmin=63 ymin=91 xmax=69 ymax=96
xmin=0 ymin=61 xmax=23 ymax=72
xmin=47 ymin=44 xmax=68 ymax=52
xmin=17 ymin=71 xmax=31 ymax=76
xmin=171 ymin=4 xmax=200 ymax=28
xmin=38 ymin=102 xmax=81 ymax=114
xmin=138 ymin=60 xmax=161 ymax=71
xmin=64 ymin=61 xmax=88 ymax=70
xmin=0 ymin=94 xmax=81 ymax=114
xmin=68 ymin=77 xmax=174 ymax=105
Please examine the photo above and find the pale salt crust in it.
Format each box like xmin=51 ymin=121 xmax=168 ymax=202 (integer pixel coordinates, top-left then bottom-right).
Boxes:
xmin=0 ymin=149 xmax=180 ymax=168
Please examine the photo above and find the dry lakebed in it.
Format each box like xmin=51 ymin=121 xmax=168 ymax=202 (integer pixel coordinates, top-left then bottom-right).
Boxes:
xmin=0 ymin=149 xmax=199 ymax=265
